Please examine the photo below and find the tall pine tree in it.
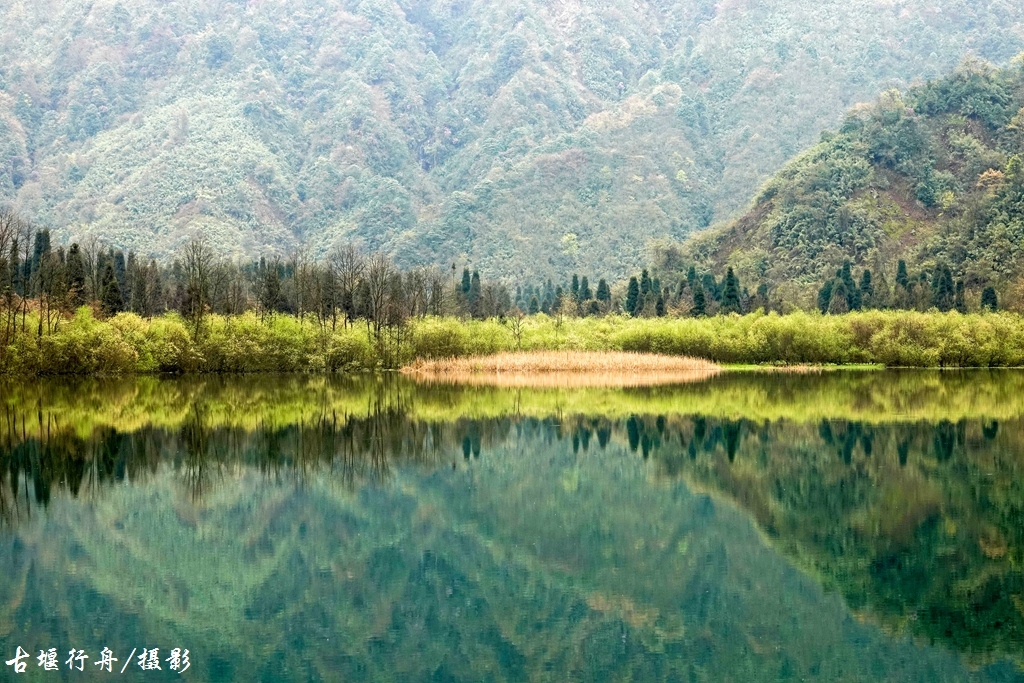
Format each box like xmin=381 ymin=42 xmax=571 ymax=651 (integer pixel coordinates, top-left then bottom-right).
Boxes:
xmin=626 ymin=277 xmax=640 ymax=316
xmin=100 ymin=263 xmax=124 ymax=316
xmin=721 ymin=267 xmax=741 ymax=314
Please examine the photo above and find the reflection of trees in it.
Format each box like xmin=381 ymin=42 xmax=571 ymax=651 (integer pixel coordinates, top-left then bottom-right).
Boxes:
xmin=2 ymin=402 xmax=1016 ymax=681
xmin=633 ymin=412 xmax=1024 ymax=664
xmin=5 ymin=372 xmax=1024 ymax=665
xmin=0 ymin=392 xmax=523 ymax=525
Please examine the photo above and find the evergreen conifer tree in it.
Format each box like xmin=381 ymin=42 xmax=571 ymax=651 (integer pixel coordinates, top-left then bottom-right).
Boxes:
xmin=896 ymin=260 xmax=909 ymax=289
xmin=721 ymin=267 xmax=741 ymax=314
xmin=828 ymin=281 xmax=849 ymax=314
xmin=130 ymin=265 xmax=148 ymax=315
xmin=125 ymin=251 xmax=138 ymax=303
xmin=113 ymin=250 xmax=127 ymax=294
xmin=691 ymin=283 xmax=706 ymax=317
xmin=100 ymin=263 xmax=123 ymax=316
xmin=840 ymin=261 xmax=859 ymax=310
xmin=147 ymin=260 xmax=165 ymax=314
xmin=580 ymin=276 xmax=591 ymax=300
xmin=982 ymin=286 xmax=998 ymax=312
xmin=639 ymin=269 xmax=651 ymax=296
xmin=755 ymin=283 xmax=769 ymax=311
xmin=626 ymin=277 xmax=640 ymax=316
xmin=859 ymin=269 xmax=873 ymax=309
xmin=701 ymin=272 xmax=719 ymax=301
xmin=817 ymin=279 xmax=834 ymax=314
xmin=66 ymin=243 xmax=86 ymax=306
xmin=932 ymin=264 xmax=954 ymax=311
xmin=596 ymin=279 xmax=610 ymax=303
xmin=954 ymin=280 xmax=966 ymax=313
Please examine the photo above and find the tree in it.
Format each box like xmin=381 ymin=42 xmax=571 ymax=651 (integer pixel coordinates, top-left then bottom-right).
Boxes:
xmin=828 ymin=281 xmax=849 ymax=314
xmin=596 ymin=279 xmax=610 ymax=305
xmin=954 ymin=280 xmax=966 ymax=313
xmin=329 ymin=242 xmax=365 ymax=325
xmin=839 ymin=261 xmax=860 ymax=310
xmin=982 ymin=286 xmax=998 ymax=312
xmin=181 ymin=238 xmax=214 ymax=339
xmin=895 ymin=260 xmax=909 ymax=289
xmin=113 ymin=250 xmax=127 ymax=295
xmin=817 ymin=279 xmax=834 ymax=314
xmin=100 ymin=263 xmax=123 ymax=316
xmin=721 ymin=267 xmax=741 ymax=314
xmin=260 ymin=259 xmax=282 ymax=317
xmin=931 ymin=263 xmax=954 ymax=312
xmin=655 ymin=295 xmax=666 ymax=317
xmin=130 ymin=262 xmax=148 ymax=315
xmin=528 ymin=295 xmax=540 ymax=315
xmin=691 ymin=283 xmax=706 ymax=317
xmin=570 ymin=274 xmax=579 ymax=300
xmin=468 ymin=271 xmax=482 ymax=317
xmin=859 ymin=269 xmax=874 ymax=309
xmin=626 ymin=277 xmax=640 ymax=316
xmin=754 ymin=283 xmax=770 ymax=311
xmin=579 ymin=276 xmax=591 ymax=301
xmin=146 ymin=260 xmax=165 ymax=314
xmin=66 ymin=243 xmax=86 ymax=307
xmin=639 ymin=269 xmax=651 ymax=296
xmin=701 ymin=273 xmax=719 ymax=301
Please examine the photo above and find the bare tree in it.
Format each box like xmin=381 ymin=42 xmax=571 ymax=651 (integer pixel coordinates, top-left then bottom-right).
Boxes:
xmin=364 ymin=252 xmax=393 ymax=341
xmin=79 ymin=235 xmax=103 ymax=303
xmin=328 ymin=241 xmax=365 ymax=327
xmin=427 ymin=266 xmax=448 ymax=316
xmin=181 ymin=238 xmax=215 ymax=340
xmin=0 ymin=208 xmax=18 ymax=351
xmin=289 ymin=248 xmax=313 ymax=325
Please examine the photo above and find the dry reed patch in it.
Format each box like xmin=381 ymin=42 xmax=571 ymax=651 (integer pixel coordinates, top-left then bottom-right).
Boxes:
xmin=745 ymin=364 xmax=822 ymax=374
xmin=401 ymin=351 xmax=720 ymax=387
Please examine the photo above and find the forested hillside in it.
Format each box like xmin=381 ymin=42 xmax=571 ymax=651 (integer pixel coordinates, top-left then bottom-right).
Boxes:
xmin=681 ymin=59 xmax=1024 ymax=310
xmin=1 ymin=0 xmax=1022 ymax=279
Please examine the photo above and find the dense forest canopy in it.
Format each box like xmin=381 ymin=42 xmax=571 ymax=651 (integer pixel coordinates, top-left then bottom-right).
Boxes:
xmin=1 ymin=0 xmax=1022 ymax=279
xmin=679 ymin=58 xmax=1024 ymax=310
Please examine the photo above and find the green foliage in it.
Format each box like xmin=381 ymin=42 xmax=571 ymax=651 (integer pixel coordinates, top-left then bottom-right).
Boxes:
xmin=1 ymin=0 xmax=1022 ymax=279
xmin=682 ymin=62 xmax=1024 ymax=308
xmin=721 ymin=267 xmax=741 ymax=314
xmin=3 ymin=309 xmax=1022 ymax=374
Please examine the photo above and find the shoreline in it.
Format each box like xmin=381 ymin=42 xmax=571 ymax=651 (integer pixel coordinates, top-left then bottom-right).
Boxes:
xmin=2 ymin=309 xmax=1024 ymax=376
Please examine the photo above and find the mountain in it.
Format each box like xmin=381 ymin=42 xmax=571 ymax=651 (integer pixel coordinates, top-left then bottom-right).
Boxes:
xmin=680 ymin=59 xmax=1024 ymax=309
xmin=1 ymin=0 xmax=1023 ymax=280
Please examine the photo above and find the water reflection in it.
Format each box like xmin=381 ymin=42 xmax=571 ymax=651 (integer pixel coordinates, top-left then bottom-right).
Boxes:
xmin=1 ymin=372 xmax=1023 ymax=680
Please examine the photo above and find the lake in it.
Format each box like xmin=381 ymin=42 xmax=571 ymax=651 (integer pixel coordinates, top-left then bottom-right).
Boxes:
xmin=1 ymin=371 xmax=1023 ymax=681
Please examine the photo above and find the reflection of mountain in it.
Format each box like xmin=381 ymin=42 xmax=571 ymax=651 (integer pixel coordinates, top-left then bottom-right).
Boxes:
xmin=0 ymin=417 xmax=997 ymax=682
xmin=620 ymin=413 xmax=1024 ymax=664
xmin=2 ymin=373 xmax=1024 ymax=680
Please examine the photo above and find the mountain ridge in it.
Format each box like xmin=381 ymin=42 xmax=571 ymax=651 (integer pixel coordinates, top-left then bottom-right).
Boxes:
xmin=678 ymin=57 xmax=1024 ymax=309
xmin=1 ymin=0 xmax=1023 ymax=280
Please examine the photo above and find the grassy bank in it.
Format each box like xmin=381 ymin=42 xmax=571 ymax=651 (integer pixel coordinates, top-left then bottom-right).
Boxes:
xmin=2 ymin=308 xmax=1024 ymax=375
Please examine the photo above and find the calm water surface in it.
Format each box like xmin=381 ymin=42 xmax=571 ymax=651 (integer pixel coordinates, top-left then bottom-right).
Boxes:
xmin=1 ymin=371 xmax=1023 ymax=681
